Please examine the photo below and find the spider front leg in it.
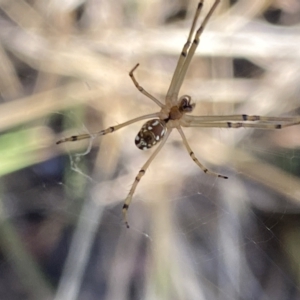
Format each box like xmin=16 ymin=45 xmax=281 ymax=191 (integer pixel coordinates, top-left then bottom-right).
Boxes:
xmin=177 ymin=126 xmax=228 ymax=179
xmin=122 ymin=130 xmax=171 ymax=228
xmin=167 ymin=0 xmax=205 ymax=103
xmin=167 ymin=0 xmax=221 ymax=102
xmin=129 ymin=63 xmax=164 ymax=108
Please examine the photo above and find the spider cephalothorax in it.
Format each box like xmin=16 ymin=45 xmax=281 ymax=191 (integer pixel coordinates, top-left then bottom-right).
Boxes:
xmin=167 ymin=95 xmax=195 ymax=121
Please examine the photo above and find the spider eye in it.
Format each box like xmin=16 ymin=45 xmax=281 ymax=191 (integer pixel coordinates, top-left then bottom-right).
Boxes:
xmin=135 ymin=119 xmax=166 ymax=150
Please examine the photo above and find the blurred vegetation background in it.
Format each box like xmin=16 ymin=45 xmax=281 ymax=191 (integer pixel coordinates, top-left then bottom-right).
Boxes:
xmin=1 ymin=0 xmax=300 ymax=299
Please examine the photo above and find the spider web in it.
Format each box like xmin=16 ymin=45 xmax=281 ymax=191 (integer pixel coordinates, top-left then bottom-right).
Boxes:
xmin=54 ymin=116 xmax=300 ymax=300
xmin=1 ymin=1 xmax=300 ymax=300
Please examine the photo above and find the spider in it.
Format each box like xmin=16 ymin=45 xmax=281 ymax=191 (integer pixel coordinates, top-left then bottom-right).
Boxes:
xmin=57 ymin=0 xmax=300 ymax=228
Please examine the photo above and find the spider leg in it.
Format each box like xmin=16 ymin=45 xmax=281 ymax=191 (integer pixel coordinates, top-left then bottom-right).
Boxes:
xmin=166 ymin=0 xmax=204 ymax=104
xmin=183 ymin=114 xmax=300 ymax=123
xmin=56 ymin=113 xmax=160 ymax=144
xmin=177 ymin=126 xmax=227 ymax=179
xmin=122 ymin=129 xmax=172 ymax=228
xmin=170 ymin=0 xmax=220 ymax=101
xmin=129 ymin=63 xmax=164 ymax=108
xmin=181 ymin=119 xmax=300 ymax=129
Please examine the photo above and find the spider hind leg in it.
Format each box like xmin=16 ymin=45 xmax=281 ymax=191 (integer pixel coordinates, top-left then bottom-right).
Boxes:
xmin=123 ymin=130 xmax=171 ymax=228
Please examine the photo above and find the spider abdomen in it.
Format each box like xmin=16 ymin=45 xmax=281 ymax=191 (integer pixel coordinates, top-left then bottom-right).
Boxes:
xmin=135 ymin=119 xmax=166 ymax=150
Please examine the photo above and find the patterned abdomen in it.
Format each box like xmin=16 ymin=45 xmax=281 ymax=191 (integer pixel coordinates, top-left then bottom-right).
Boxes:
xmin=135 ymin=119 xmax=166 ymax=150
